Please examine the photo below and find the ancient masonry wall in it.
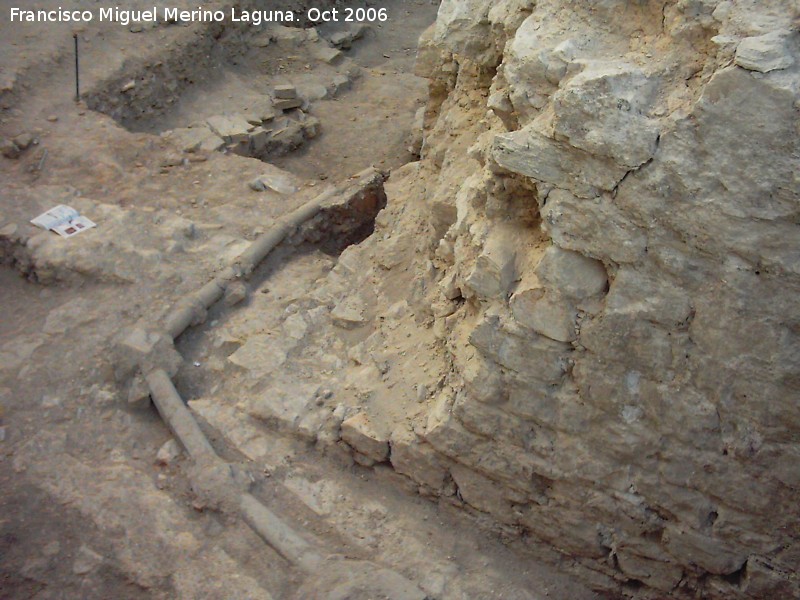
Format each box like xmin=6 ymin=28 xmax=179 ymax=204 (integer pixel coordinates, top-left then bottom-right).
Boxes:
xmin=328 ymin=1 xmax=799 ymax=598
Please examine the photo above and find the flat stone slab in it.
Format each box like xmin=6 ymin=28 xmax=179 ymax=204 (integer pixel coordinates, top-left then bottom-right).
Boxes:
xmin=273 ymin=98 xmax=303 ymax=111
xmin=206 ymin=114 xmax=254 ymax=144
xmin=227 ymin=334 xmax=293 ymax=378
xmin=313 ymin=45 xmax=343 ymax=65
xmin=248 ymin=164 xmax=301 ymax=194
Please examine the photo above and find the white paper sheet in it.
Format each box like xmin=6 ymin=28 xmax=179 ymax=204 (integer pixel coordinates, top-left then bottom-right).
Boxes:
xmin=31 ymin=205 xmax=96 ymax=238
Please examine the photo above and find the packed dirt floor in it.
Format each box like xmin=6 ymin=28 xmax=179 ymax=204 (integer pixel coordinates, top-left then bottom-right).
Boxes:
xmin=0 ymin=1 xmax=600 ymax=598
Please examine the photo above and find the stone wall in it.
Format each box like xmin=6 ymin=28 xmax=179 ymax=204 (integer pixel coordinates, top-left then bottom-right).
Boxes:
xmin=315 ymin=1 xmax=799 ymax=597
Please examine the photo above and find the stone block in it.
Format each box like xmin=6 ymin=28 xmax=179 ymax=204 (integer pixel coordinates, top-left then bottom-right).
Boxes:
xmin=742 ymin=555 xmax=800 ymax=598
xmin=273 ymin=84 xmax=298 ymax=99
xmin=1 ymin=138 xmax=20 ymax=159
xmin=459 ymin=349 xmax=507 ymax=405
xmin=518 ymin=504 xmax=608 ymax=559
xmin=313 ymin=45 xmax=343 ymax=64
xmin=510 ymin=285 xmax=577 ymax=342
xmin=273 ymin=98 xmax=303 ymax=111
xmin=223 ymin=282 xmax=247 ymax=306
xmin=535 ymin=245 xmax=608 ymax=300
xmin=605 ymin=268 xmax=692 ymax=328
xmin=615 ymin=550 xmax=684 ymax=592
xmin=13 ymin=133 xmax=34 ymax=150
xmin=268 ymin=25 xmax=307 ymax=45
xmin=301 ymin=116 xmax=321 ymax=139
xmin=227 ymin=334 xmax=292 ymax=378
xmin=487 ymin=91 xmax=517 ymax=129
xmin=126 ymin=374 xmax=152 ymax=408
xmin=450 ymin=463 xmax=516 ymax=523
xmin=453 ymin=391 xmax=554 ymax=456
xmin=433 ymin=0 xmax=496 ymax=64
xmin=508 ymin=384 xmax=606 ymax=439
xmin=227 ymin=140 xmax=252 ymax=157
xmin=245 ymin=383 xmax=321 ymax=440
xmin=735 ymin=30 xmax=795 ymax=73
xmin=468 ymin=316 xmax=570 ymax=385
xmin=492 ymin=126 xmax=628 ymax=198
xmin=424 ymin=406 xmax=559 ymax=492
xmin=375 ymin=233 xmax=411 ymax=271
xmin=541 ymin=189 xmax=647 ymax=264
xmin=438 ymin=271 xmax=462 ymax=300
xmin=329 ymin=31 xmax=353 ymax=49
xmin=331 ymin=296 xmax=368 ymax=329
xmin=248 ymin=32 xmax=272 ymax=48
xmin=166 ymin=126 xmax=224 ymax=154
xmin=663 ymin=524 xmax=747 ymax=576
xmin=244 ymin=98 xmax=277 ymax=123
xmin=156 ymin=439 xmax=182 ymax=466
xmin=464 ymin=226 xmax=518 ymax=299
xmin=341 ymin=412 xmax=389 ymax=463
xmin=552 ymin=62 xmax=661 ymax=168
xmin=330 ymin=74 xmax=351 ymax=95
xmin=297 ymin=83 xmax=328 ymax=101
xmin=205 ymin=114 xmax=253 ymax=144
xmin=390 ymin=425 xmax=449 ymax=491
xmin=249 ymin=126 xmax=271 ymax=155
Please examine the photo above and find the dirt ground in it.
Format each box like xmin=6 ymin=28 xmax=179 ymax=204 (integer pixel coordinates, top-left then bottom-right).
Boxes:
xmin=0 ymin=2 xmax=599 ymax=598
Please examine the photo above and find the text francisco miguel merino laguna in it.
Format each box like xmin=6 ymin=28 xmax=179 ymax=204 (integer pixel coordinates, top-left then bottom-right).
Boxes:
xmin=9 ymin=6 xmax=313 ymax=26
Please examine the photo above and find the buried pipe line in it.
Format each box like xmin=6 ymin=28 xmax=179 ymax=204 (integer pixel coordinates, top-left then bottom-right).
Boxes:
xmin=161 ymin=182 xmax=343 ymax=340
xmin=144 ymin=365 xmax=327 ymax=575
xmin=240 ymin=493 xmax=326 ymax=573
xmin=130 ymin=168 xmax=424 ymax=594
xmin=145 ymin=369 xmax=216 ymax=462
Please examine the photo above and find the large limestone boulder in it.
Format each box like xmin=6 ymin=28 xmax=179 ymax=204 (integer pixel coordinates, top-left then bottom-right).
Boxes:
xmin=552 ymin=62 xmax=661 ymax=168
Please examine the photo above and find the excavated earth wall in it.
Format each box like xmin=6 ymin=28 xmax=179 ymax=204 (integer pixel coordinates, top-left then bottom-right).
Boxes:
xmin=319 ymin=1 xmax=800 ymax=598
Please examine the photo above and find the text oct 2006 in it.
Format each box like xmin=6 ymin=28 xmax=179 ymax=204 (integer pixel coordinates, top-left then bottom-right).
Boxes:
xmin=307 ymin=6 xmax=389 ymax=22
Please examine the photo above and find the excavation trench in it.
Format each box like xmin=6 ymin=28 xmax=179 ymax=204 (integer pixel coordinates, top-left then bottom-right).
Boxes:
xmin=80 ymin=8 xmax=334 ymax=162
xmin=112 ymin=168 xmax=432 ymax=598
xmin=83 ymin=1 xmax=339 ymax=130
xmin=83 ymin=17 xmax=327 ymax=163
xmin=81 ymin=0 xmax=430 ymax=177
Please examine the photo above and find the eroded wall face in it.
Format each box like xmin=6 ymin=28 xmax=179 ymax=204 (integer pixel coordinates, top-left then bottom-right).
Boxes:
xmin=339 ymin=1 xmax=799 ymax=597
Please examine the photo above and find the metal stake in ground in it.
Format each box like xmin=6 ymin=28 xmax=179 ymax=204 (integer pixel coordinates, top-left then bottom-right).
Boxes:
xmin=73 ymin=34 xmax=80 ymax=102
